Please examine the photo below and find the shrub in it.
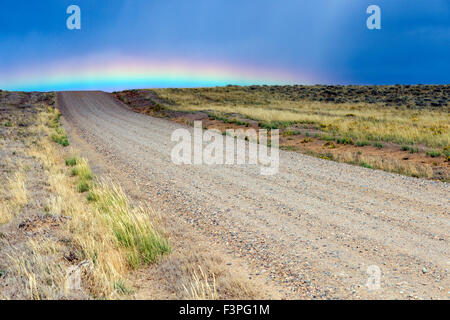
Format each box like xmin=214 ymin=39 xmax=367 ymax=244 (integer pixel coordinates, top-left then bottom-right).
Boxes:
xmin=426 ymin=150 xmax=442 ymax=158
xmin=336 ymin=137 xmax=354 ymax=145
xmin=356 ymin=141 xmax=370 ymax=147
xmin=77 ymin=180 xmax=90 ymax=193
xmin=70 ymin=168 xmax=78 ymax=177
xmin=284 ymin=130 xmax=302 ymax=136
xmin=75 ymin=159 xmax=93 ymax=181
xmin=65 ymin=157 xmax=78 ymax=166
xmin=319 ymin=134 xmax=334 ymax=141
xmin=51 ymin=133 xmax=69 ymax=146
xmin=444 ymin=147 xmax=450 ymax=161
xmin=259 ymin=122 xmax=279 ymax=130
xmin=372 ymin=142 xmax=384 ymax=149
xmin=86 ymin=191 xmax=99 ymax=202
xmin=402 ymin=145 xmax=419 ymax=153
xmin=323 ymin=141 xmax=337 ymax=149
xmin=317 ymin=153 xmax=334 ymax=160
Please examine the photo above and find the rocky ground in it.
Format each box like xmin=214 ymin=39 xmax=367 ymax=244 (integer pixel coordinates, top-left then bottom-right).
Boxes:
xmin=58 ymin=91 xmax=449 ymax=300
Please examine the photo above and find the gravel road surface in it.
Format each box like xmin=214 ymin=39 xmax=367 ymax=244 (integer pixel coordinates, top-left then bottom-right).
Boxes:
xmin=58 ymin=91 xmax=449 ymax=299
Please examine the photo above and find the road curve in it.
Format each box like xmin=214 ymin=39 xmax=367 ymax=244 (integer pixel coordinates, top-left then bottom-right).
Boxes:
xmin=58 ymin=91 xmax=449 ymax=299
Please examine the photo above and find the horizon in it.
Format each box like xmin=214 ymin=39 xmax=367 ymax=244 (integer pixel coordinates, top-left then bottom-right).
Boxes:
xmin=2 ymin=83 xmax=450 ymax=94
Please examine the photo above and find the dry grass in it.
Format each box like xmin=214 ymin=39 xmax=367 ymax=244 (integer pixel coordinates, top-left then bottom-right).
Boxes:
xmin=0 ymin=172 xmax=27 ymax=225
xmin=87 ymin=182 xmax=170 ymax=269
xmin=6 ymin=238 xmax=68 ymax=299
xmin=149 ymin=251 xmax=261 ymax=300
xmin=331 ymin=151 xmax=434 ymax=178
xmin=8 ymin=172 xmax=28 ymax=208
xmin=154 ymin=88 xmax=449 ymax=148
xmin=183 ymin=266 xmax=217 ymax=300
xmin=33 ymin=148 xmax=169 ymax=298
xmin=0 ymin=204 xmax=13 ymax=225
xmin=2 ymin=104 xmax=170 ymax=299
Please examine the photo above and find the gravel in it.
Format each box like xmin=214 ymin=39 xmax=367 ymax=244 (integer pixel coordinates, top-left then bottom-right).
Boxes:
xmin=58 ymin=91 xmax=449 ymax=299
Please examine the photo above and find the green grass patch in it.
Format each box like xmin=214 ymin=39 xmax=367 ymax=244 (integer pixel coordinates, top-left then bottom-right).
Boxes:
xmin=259 ymin=122 xmax=279 ymax=130
xmin=280 ymin=145 xmax=297 ymax=151
xmin=283 ymin=130 xmax=302 ymax=136
xmin=401 ymin=145 xmax=419 ymax=153
xmin=372 ymin=142 xmax=384 ymax=149
xmin=66 ymin=157 xmax=171 ymax=276
xmin=51 ymin=133 xmax=69 ymax=147
xmin=444 ymin=147 xmax=450 ymax=161
xmin=47 ymin=107 xmax=69 ymax=147
xmin=336 ymin=137 xmax=354 ymax=145
xmin=77 ymin=180 xmax=90 ymax=193
xmin=71 ymin=159 xmax=93 ymax=192
xmin=65 ymin=157 xmax=78 ymax=166
xmin=426 ymin=150 xmax=442 ymax=158
xmin=318 ymin=134 xmax=335 ymax=141
xmin=90 ymin=184 xmax=171 ymax=268
xmin=114 ymin=280 xmax=132 ymax=295
xmin=356 ymin=141 xmax=370 ymax=147
xmin=86 ymin=191 xmax=99 ymax=202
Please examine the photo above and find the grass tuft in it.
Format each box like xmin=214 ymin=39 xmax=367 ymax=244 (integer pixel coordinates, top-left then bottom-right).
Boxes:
xmin=65 ymin=157 xmax=78 ymax=167
xmin=336 ymin=137 xmax=354 ymax=145
xmin=77 ymin=180 xmax=90 ymax=193
xmin=426 ymin=150 xmax=442 ymax=158
xmin=51 ymin=132 xmax=69 ymax=147
xmin=372 ymin=142 xmax=384 ymax=149
xmin=89 ymin=182 xmax=171 ymax=268
xmin=402 ymin=145 xmax=419 ymax=153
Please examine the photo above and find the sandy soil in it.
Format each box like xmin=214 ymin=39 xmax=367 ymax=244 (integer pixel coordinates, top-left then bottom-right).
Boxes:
xmin=58 ymin=91 xmax=449 ymax=299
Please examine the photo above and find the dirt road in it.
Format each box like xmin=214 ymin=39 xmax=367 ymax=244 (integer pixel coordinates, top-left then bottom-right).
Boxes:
xmin=58 ymin=91 xmax=449 ymax=299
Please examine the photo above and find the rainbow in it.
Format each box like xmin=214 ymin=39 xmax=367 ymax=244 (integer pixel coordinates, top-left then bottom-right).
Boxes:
xmin=0 ymin=55 xmax=314 ymax=91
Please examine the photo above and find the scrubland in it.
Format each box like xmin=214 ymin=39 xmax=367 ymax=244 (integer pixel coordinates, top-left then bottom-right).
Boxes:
xmin=0 ymin=92 xmax=170 ymax=298
xmin=115 ymin=85 xmax=449 ymax=181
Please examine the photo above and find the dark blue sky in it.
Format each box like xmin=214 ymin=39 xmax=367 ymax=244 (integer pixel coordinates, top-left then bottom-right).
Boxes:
xmin=0 ymin=0 xmax=449 ymax=90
